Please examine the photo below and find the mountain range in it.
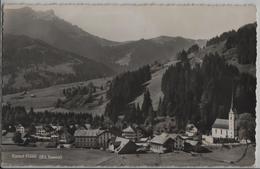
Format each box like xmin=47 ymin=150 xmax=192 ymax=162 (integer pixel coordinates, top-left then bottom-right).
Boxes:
xmin=4 ymin=7 xmax=205 ymax=68
xmin=3 ymin=7 xmax=207 ymax=93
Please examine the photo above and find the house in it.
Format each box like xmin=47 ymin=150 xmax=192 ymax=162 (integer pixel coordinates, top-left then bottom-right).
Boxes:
xmin=97 ymin=130 xmax=115 ymax=149
xmin=150 ymin=133 xmax=175 ymax=153
xmin=174 ymin=135 xmax=188 ymax=151
xmin=136 ymin=137 xmax=150 ymax=152
xmin=109 ymin=137 xmax=137 ymax=154
xmin=185 ymin=124 xmax=198 ymax=137
xmin=15 ymin=124 xmax=25 ymax=134
xmin=51 ymin=135 xmax=59 ymax=143
xmin=184 ymin=140 xmax=201 ymax=152
xmin=58 ymin=129 xmax=73 ymax=144
xmin=211 ymin=94 xmax=239 ymax=140
xmin=74 ymin=129 xmax=114 ymax=149
xmin=35 ymin=126 xmax=47 ymax=136
xmin=122 ymin=126 xmax=137 ymax=141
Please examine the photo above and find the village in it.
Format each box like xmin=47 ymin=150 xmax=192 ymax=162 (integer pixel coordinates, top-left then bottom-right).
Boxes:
xmin=2 ymin=102 xmax=251 ymax=156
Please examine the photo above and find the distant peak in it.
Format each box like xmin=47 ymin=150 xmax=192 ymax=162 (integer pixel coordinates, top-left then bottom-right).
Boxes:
xmin=36 ymin=9 xmax=56 ymax=20
xmin=6 ymin=7 xmax=56 ymax=20
xmin=6 ymin=6 xmax=34 ymax=13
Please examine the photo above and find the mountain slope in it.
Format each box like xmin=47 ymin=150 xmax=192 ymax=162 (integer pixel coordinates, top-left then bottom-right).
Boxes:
xmin=4 ymin=7 xmax=206 ymax=70
xmin=105 ymin=36 xmax=205 ymax=69
xmin=4 ymin=7 xmax=119 ymax=67
xmin=3 ymin=34 xmax=114 ymax=94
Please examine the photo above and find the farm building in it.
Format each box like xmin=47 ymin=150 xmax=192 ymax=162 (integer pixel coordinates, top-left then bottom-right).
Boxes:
xmin=150 ymin=133 xmax=175 ymax=153
xmin=108 ymin=137 xmax=137 ymax=154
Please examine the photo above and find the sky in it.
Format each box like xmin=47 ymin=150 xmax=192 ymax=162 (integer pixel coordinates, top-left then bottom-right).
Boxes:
xmin=4 ymin=4 xmax=256 ymax=42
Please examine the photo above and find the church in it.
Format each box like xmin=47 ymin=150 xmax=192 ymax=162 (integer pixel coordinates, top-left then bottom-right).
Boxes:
xmin=211 ymin=94 xmax=239 ymax=139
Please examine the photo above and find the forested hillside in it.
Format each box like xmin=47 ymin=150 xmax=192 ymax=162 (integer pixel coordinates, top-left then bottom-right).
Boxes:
xmin=159 ymin=51 xmax=256 ymax=132
xmin=105 ymin=65 xmax=151 ymax=123
xmin=207 ymin=22 xmax=256 ymax=65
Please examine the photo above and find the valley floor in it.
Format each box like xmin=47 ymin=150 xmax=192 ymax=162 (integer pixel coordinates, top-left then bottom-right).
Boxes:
xmin=1 ymin=144 xmax=255 ymax=167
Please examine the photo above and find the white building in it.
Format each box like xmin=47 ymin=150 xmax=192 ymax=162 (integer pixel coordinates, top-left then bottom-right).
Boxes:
xmin=212 ymin=94 xmax=238 ymax=139
xmin=212 ymin=119 xmax=229 ymax=138
xmin=15 ymin=124 xmax=25 ymax=134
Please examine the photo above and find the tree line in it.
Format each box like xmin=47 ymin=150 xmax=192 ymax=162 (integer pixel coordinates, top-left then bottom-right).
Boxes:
xmin=2 ymin=104 xmax=105 ymax=131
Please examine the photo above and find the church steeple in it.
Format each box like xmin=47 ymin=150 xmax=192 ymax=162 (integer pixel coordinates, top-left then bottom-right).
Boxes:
xmin=230 ymin=89 xmax=234 ymax=113
xmin=228 ymin=86 xmax=238 ymax=139
xmin=229 ymin=85 xmax=236 ymax=114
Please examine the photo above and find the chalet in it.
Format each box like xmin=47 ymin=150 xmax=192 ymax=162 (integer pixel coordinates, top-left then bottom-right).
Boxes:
xmin=109 ymin=137 xmax=137 ymax=154
xmin=59 ymin=129 xmax=73 ymax=144
xmin=122 ymin=126 xmax=137 ymax=141
xmin=74 ymin=129 xmax=114 ymax=149
xmin=174 ymin=135 xmax=188 ymax=151
xmin=15 ymin=124 xmax=25 ymax=134
xmin=35 ymin=126 xmax=48 ymax=136
xmin=150 ymin=133 xmax=175 ymax=153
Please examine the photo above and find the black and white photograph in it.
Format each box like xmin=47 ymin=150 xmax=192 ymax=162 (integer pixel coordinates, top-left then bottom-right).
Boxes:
xmin=0 ymin=3 xmax=257 ymax=167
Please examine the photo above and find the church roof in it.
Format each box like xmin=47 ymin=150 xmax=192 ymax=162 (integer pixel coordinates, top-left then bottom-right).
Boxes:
xmin=212 ymin=118 xmax=229 ymax=129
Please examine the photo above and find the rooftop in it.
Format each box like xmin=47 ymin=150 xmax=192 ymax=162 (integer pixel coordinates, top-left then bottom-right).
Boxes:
xmin=122 ymin=126 xmax=135 ymax=133
xmin=150 ymin=133 xmax=174 ymax=145
xmin=74 ymin=129 xmax=105 ymax=137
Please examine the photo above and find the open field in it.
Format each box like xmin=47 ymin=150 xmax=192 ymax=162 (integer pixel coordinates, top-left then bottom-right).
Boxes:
xmin=3 ymin=77 xmax=111 ymax=115
xmin=1 ymin=144 xmax=255 ymax=167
